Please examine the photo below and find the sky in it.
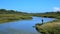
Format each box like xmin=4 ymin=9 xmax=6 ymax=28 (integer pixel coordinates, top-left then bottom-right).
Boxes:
xmin=0 ymin=0 xmax=60 ymax=13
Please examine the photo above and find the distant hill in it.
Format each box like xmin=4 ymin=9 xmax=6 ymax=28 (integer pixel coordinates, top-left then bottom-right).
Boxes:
xmin=0 ymin=9 xmax=28 ymax=14
xmin=31 ymin=11 xmax=60 ymax=19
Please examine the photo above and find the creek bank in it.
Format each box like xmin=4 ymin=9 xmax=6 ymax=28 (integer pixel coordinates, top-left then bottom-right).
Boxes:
xmin=35 ymin=16 xmax=60 ymax=34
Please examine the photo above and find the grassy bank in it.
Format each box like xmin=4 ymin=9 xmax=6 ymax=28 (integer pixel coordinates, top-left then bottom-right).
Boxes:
xmin=0 ymin=14 xmax=32 ymax=23
xmin=0 ymin=9 xmax=32 ymax=23
xmin=35 ymin=12 xmax=60 ymax=34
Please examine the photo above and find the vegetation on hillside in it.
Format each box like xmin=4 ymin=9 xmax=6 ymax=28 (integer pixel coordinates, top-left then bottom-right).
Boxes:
xmin=0 ymin=9 xmax=32 ymax=23
xmin=32 ymin=11 xmax=60 ymax=19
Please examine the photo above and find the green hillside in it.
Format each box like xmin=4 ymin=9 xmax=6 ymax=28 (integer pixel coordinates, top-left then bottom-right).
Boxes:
xmin=0 ymin=9 xmax=32 ymax=23
xmin=32 ymin=11 xmax=60 ymax=19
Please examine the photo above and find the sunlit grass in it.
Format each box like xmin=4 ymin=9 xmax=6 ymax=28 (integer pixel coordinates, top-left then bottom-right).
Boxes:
xmin=0 ymin=14 xmax=32 ymax=23
xmin=36 ymin=22 xmax=60 ymax=34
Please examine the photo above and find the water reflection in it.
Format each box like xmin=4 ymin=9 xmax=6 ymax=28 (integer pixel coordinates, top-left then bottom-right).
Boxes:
xmin=0 ymin=17 xmax=55 ymax=34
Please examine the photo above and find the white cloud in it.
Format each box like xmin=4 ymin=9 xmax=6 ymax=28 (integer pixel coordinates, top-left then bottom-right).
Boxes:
xmin=53 ymin=7 xmax=60 ymax=11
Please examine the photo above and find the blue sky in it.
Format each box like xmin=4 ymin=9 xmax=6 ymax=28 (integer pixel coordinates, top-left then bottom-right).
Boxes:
xmin=0 ymin=0 xmax=60 ymax=13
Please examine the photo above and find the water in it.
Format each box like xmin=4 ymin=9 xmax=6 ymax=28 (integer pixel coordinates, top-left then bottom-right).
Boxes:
xmin=0 ymin=17 xmax=55 ymax=34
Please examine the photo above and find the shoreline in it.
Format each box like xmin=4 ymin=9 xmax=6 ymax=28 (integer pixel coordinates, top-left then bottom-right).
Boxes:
xmin=0 ymin=14 xmax=32 ymax=24
xmin=35 ymin=16 xmax=60 ymax=34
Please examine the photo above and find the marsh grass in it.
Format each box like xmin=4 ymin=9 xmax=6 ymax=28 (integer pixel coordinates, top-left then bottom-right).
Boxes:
xmin=35 ymin=18 xmax=60 ymax=34
xmin=0 ymin=14 xmax=32 ymax=23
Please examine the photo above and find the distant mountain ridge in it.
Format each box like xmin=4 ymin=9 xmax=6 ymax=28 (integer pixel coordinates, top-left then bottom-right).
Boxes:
xmin=0 ymin=9 xmax=28 ymax=14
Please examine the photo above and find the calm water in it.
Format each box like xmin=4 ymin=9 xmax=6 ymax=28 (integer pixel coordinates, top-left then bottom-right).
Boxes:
xmin=0 ymin=17 xmax=55 ymax=34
